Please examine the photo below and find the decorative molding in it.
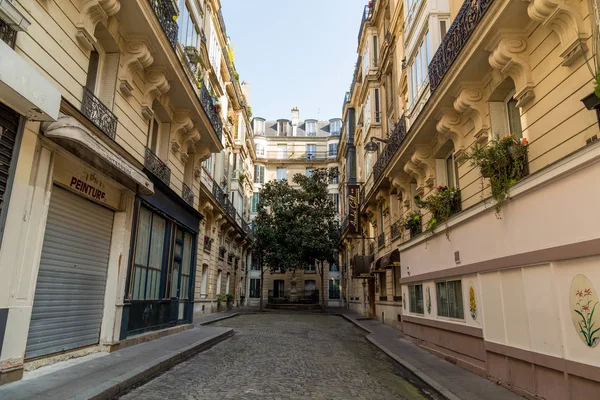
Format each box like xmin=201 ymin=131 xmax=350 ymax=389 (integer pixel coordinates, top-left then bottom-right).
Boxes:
xmin=404 ymin=159 xmax=425 ymax=190
xmin=453 ymin=86 xmax=489 ymax=142
xmin=170 ymin=111 xmax=196 ymax=158
xmin=524 ymin=0 xmax=587 ymax=66
xmin=436 ymin=110 xmax=465 ymax=155
xmin=143 ymin=69 xmax=170 ymax=110
xmin=488 ymin=36 xmax=535 ymax=107
xmin=119 ymin=40 xmax=154 ymax=97
xmin=412 ymin=146 xmax=436 ymax=188
xmin=77 ymin=0 xmax=121 ymax=51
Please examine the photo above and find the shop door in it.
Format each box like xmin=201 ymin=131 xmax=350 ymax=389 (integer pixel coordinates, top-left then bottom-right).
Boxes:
xmin=25 ymin=186 xmax=114 ymax=359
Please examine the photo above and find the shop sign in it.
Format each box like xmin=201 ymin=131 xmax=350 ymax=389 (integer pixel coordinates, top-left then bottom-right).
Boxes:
xmin=348 ymin=184 xmax=360 ymax=235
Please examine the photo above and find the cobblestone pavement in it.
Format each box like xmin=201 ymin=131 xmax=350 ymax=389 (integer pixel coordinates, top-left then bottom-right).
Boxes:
xmin=121 ymin=314 xmax=441 ymax=400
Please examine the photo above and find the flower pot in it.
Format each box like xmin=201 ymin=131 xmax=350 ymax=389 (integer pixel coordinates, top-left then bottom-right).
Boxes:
xmin=582 ymin=92 xmax=600 ymax=128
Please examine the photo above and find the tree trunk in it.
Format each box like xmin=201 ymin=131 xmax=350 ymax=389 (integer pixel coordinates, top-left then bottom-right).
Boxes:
xmin=259 ymin=267 xmax=264 ymax=312
xmin=320 ymin=261 xmax=326 ymax=312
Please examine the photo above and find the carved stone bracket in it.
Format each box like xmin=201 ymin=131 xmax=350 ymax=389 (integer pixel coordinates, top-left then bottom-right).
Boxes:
xmin=404 ymin=159 xmax=426 ymax=191
xmin=119 ymin=40 xmax=154 ymax=97
xmin=488 ymin=36 xmax=535 ymax=108
xmin=411 ymin=146 xmax=436 ymax=188
xmin=436 ymin=110 xmax=465 ymax=156
xmin=524 ymin=0 xmax=587 ymax=66
xmin=143 ymin=69 xmax=170 ymax=113
xmin=454 ymin=85 xmax=489 ymax=143
xmin=77 ymin=0 xmax=121 ymax=51
xmin=170 ymin=111 xmax=195 ymax=157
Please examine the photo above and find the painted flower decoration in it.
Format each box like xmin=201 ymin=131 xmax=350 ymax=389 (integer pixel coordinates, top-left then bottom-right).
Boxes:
xmin=469 ymin=286 xmax=477 ymax=320
xmin=574 ymin=287 xmax=599 ymax=347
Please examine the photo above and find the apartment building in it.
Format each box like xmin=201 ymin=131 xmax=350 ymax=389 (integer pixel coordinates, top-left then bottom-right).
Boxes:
xmin=339 ymin=0 xmax=600 ymax=397
xmin=0 ymin=0 xmax=253 ymax=384
xmin=247 ymin=107 xmax=343 ymax=308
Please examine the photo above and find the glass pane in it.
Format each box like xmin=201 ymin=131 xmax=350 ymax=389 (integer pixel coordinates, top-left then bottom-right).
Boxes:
xmin=149 ymin=215 xmax=166 ymax=270
xmin=507 ymin=99 xmax=523 ymax=138
xmin=182 ymin=232 xmax=192 ymax=275
xmin=171 ymin=260 xmax=181 ymax=298
xmin=134 ymin=208 xmax=152 ymax=266
xmin=436 ymin=282 xmax=447 ymax=317
xmin=446 ymin=155 xmax=455 ymax=188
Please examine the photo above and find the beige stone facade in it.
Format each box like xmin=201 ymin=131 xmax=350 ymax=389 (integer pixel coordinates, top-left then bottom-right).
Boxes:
xmin=339 ymin=0 xmax=600 ymax=397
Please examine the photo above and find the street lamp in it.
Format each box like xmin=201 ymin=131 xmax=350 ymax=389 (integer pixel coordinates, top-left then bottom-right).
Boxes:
xmin=364 ymin=137 xmax=388 ymax=153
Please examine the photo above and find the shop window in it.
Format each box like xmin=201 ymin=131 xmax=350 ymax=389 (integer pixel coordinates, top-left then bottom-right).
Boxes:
xmin=130 ymin=208 xmax=166 ymax=300
xmin=436 ymin=280 xmax=464 ymax=319
xmin=409 ymin=284 xmax=424 ymax=314
xmin=249 ymin=279 xmax=261 ymax=298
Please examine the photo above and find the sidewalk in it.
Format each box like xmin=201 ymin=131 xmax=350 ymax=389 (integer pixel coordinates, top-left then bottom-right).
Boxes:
xmin=338 ymin=309 xmax=523 ymax=400
xmin=0 ymin=325 xmax=233 ymax=400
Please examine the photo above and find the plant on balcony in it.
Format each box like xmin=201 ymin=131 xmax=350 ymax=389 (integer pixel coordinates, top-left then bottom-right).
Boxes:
xmin=402 ymin=211 xmax=422 ymax=238
xmin=462 ymin=135 xmax=529 ymax=217
xmin=204 ymin=235 xmax=213 ymax=249
xmin=234 ymin=71 xmax=240 ymax=81
xmin=238 ymin=171 xmax=246 ymax=180
xmin=414 ymin=186 xmax=461 ymax=232
xmin=219 ymin=246 xmax=227 ymax=258
xmin=247 ymin=106 xmax=253 ymax=118
xmin=184 ymin=46 xmax=200 ymax=64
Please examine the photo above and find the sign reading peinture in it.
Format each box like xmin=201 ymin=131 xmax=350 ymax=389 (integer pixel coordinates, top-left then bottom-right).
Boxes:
xmin=53 ymin=154 xmax=122 ymax=210
xmin=348 ymin=184 xmax=360 ymax=235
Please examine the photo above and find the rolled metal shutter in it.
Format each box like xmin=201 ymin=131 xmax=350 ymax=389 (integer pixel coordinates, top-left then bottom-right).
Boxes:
xmin=25 ymin=186 xmax=114 ymax=359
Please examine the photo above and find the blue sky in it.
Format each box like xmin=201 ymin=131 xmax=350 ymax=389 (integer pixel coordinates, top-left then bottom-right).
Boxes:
xmin=221 ymin=0 xmax=367 ymax=121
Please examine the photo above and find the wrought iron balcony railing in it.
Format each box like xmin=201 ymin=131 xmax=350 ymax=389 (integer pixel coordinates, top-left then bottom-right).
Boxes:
xmin=377 ymin=232 xmax=385 ymax=248
xmin=145 ymin=148 xmax=171 ymax=186
xmin=200 ymin=85 xmax=223 ymax=141
xmin=182 ymin=183 xmax=194 ymax=206
xmin=373 ymin=114 xmax=407 ymax=183
xmin=428 ymin=0 xmax=494 ymax=94
xmin=148 ymin=0 xmax=178 ymax=50
xmin=391 ymin=220 xmax=401 ymax=241
xmin=81 ymin=87 xmax=118 ymax=140
xmin=357 ymin=2 xmax=375 ymax=44
xmin=0 ymin=20 xmax=17 ymax=48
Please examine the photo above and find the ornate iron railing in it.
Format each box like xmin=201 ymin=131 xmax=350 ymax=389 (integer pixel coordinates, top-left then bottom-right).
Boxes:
xmin=377 ymin=232 xmax=385 ymax=248
xmin=203 ymin=236 xmax=213 ymax=252
xmin=148 ymin=0 xmax=178 ymax=50
xmin=0 ymin=20 xmax=17 ymax=48
xmin=373 ymin=114 xmax=407 ymax=182
xmin=81 ymin=87 xmax=118 ymax=140
xmin=182 ymin=183 xmax=194 ymax=206
xmin=200 ymin=85 xmax=223 ymax=140
xmin=145 ymin=148 xmax=171 ymax=186
xmin=428 ymin=0 xmax=494 ymax=94
xmin=391 ymin=220 xmax=401 ymax=241
xmin=357 ymin=2 xmax=375 ymax=44
xmin=218 ymin=10 xmax=227 ymax=37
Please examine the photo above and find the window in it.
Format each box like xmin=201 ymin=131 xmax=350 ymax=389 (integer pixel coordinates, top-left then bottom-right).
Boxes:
xmin=306 ymin=121 xmax=317 ymax=136
xmin=277 ymin=144 xmax=287 ymax=159
xmin=329 ymin=193 xmax=339 ymax=213
xmin=393 ymin=266 xmax=402 ymax=296
xmin=255 ymin=142 xmax=265 ymax=157
xmin=329 ymin=279 xmax=341 ymax=299
xmin=372 ymin=35 xmax=379 ymax=68
xmin=85 ymin=47 xmax=119 ymax=110
xmin=278 ymin=121 xmax=288 ymax=136
xmin=328 ymin=143 xmax=338 ymax=157
xmin=436 ymin=280 xmax=464 ymax=319
xmin=130 ymin=208 xmax=166 ymax=300
xmin=379 ymin=273 xmax=387 ymax=296
xmin=440 ymin=19 xmax=448 ymax=39
xmin=276 ymin=167 xmax=286 ymax=182
xmin=410 ymin=183 xmax=418 ymax=211
xmin=329 ymin=263 xmax=339 ymax=272
xmin=251 ymin=260 xmax=261 ymax=271
xmin=329 ymin=168 xmax=339 ymax=184
xmin=306 ymin=168 xmax=314 ymax=177
xmin=330 ymin=120 xmax=342 ymax=136
xmin=200 ymin=264 xmax=208 ymax=298
xmin=364 ymin=92 xmax=372 ymax=128
xmin=364 ymin=152 xmax=373 ymax=180
xmin=374 ymin=88 xmax=381 ymax=123
xmin=254 ymin=119 xmax=265 ymax=135
xmin=362 ymin=41 xmax=370 ymax=76
xmin=506 ymin=97 xmax=523 ymax=139
xmin=226 ymin=272 xmax=230 ymax=293
xmin=249 ymin=279 xmax=261 ymax=298
xmin=203 ymin=154 xmax=214 ymax=176
xmin=208 ymin=20 xmax=221 ymax=76
xmin=254 ymin=165 xmax=265 ymax=184
xmin=251 ymin=193 xmax=260 ymax=212
xmin=273 ymin=280 xmax=285 ymax=297
xmin=408 ymin=32 xmax=430 ymax=105
xmin=177 ymin=1 xmax=199 ymax=49
xmin=216 ymin=270 xmax=222 ymax=294
xmin=489 ymin=90 xmax=523 ymax=139
xmin=409 ymin=284 xmax=424 ymax=314
xmin=446 ymin=151 xmax=459 ymax=189
xmin=306 ymin=144 xmax=316 ymax=160
xmin=168 ymin=228 xmax=193 ymax=300
xmin=379 ymin=204 xmax=385 ymax=234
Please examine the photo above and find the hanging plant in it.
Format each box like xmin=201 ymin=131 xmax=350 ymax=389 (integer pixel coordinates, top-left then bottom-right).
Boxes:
xmin=414 ymin=186 xmax=461 ymax=232
xmin=462 ymin=135 xmax=529 ymax=217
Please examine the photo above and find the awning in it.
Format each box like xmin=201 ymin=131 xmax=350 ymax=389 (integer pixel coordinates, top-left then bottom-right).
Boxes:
xmin=43 ymin=115 xmax=154 ymax=195
xmin=371 ymin=249 xmax=400 ymax=273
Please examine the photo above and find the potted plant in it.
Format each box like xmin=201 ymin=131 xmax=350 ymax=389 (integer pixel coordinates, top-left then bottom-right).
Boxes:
xmin=217 ymin=293 xmax=227 ymax=311
xmin=403 ymin=211 xmax=422 ymax=238
xmin=219 ymin=246 xmax=227 ymax=259
xmin=226 ymin=293 xmax=234 ymax=310
xmin=203 ymin=236 xmax=213 ymax=251
xmin=581 ymin=13 xmax=600 ymax=124
xmin=184 ymin=46 xmax=200 ymax=64
xmin=414 ymin=186 xmax=461 ymax=231
xmin=462 ymin=135 xmax=529 ymax=217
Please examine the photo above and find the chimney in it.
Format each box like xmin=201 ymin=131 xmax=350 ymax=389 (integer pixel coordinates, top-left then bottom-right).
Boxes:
xmin=241 ymin=81 xmax=251 ymax=105
xmin=291 ymin=106 xmax=300 ymax=126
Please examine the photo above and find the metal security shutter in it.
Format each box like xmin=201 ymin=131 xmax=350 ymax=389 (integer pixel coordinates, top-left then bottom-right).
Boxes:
xmin=0 ymin=103 xmax=20 ymax=212
xmin=25 ymin=186 xmax=114 ymax=359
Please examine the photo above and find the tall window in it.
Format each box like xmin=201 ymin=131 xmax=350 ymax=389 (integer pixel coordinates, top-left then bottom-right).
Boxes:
xmin=409 ymin=32 xmax=430 ymax=105
xmin=330 ymin=120 xmax=342 ymax=136
xmin=203 ymin=154 xmax=214 ymax=176
xmin=364 ymin=92 xmax=372 ymax=128
xmin=329 ymin=167 xmax=339 ymax=184
xmin=379 ymin=204 xmax=385 ymax=234
xmin=249 ymin=279 xmax=260 ymax=298
xmin=446 ymin=151 xmax=459 ymax=189
xmin=130 ymin=208 xmax=166 ymax=300
xmin=276 ymin=167 xmax=287 ymax=182
xmin=306 ymin=121 xmax=317 ymax=136
xmin=329 ymin=193 xmax=339 ymax=213
xmin=379 ymin=273 xmax=387 ymax=296
xmin=409 ymin=284 xmax=424 ymax=314
xmin=436 ymin=280 xmax=464 ymax=319
xmin=489 ymin=90 xmax=523 ymax=139
xmin=255 ymin=142 xmax=265 ymax=157
xmin=306 ymin=168 xmax=314 ymax=177
xmin=328 ymin=143 xmax=338 ymax=157
xmin=177 ymin=1 xmax=199 ymax=49
xmin=251 ymin=193 xmax=260 ymax=212
xmin=374 ymin=88 xmax=381 ymax=123
xmin=254 ymin=119 xmax=265 ymax=135
xmin=277 ymin=144 xmax=287 ymax=159
xmin=216 ymin=270 xmax=222 ymax=294
xmin=362 ymin=41 xmax=370 ymax=76
xmin=393 ymin=266 xmax=402 ymax=297
xmin=208 ymin=20 xmax=221 ymax=76
xmin=278 ymin=121 xmax=288 ymax=136
xmin=169 ymin=228 xmax=193 ymax=300
xmin=372 ymin=35 xmax=379 ymax=68
xmin=254 ymin=165 xmax=265 ymax=184
xmin=329 ymin=279 xmax=341 ymax=299
xmin=306 ymin=144 xmax=316 ymax=160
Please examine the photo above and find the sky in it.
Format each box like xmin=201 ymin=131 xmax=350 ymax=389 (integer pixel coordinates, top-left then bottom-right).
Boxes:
xmin=221 ymin=0 xmax=367 ymax=122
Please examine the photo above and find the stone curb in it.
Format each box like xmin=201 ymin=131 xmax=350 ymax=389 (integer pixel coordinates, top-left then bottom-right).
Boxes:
xmin=341 ymin=314 xmax=461 ymax=400
xmin=77 ymin=328 xmax=234 ymax=400
xmin=197 ymin=312 xmax=240 ymax=326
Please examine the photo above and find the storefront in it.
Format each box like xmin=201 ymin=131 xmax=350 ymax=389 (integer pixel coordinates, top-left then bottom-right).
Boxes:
xmin=121 ymin=177 xmax=202 ymax=338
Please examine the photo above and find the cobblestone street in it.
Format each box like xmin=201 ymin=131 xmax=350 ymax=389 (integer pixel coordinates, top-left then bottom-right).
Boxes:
xmin=120 ymin=314 xmax=440 ymax=400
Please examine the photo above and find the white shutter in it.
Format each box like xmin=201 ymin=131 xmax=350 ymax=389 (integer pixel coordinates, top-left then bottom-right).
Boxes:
xmin=98 ymin=53 xmax=120 ymax=110
xmin=489 ymin=101 xmax=508 ymax=139
xmin=435 ymin=159 xmax=448 ymax=187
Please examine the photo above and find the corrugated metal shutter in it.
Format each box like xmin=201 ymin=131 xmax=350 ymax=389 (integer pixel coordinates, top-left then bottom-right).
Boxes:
xmin=0 ymin=103 xmax=20 ymax=212
xmin=25 ymin=186 xmax=114 ymax=359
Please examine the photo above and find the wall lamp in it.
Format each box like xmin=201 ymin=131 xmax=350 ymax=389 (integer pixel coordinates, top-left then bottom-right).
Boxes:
xmin=364 ymin=137 xmax=388 ymax=153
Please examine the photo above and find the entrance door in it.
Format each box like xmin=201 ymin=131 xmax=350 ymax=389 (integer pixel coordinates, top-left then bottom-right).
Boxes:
xmin=273 ymin=280 xmax=285 ymax=298
xmin=26 ymin=186 xmax=114 ymax=359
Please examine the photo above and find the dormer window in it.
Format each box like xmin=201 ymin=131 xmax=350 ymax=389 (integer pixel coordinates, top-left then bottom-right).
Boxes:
xmin=278 ymin=121 xmax=288 ymax=136
xmin=254 ymin=119 xmax=265 ymax=135
xmin=306 ymin=120 xmax=317 ymax=136
xmin=330 ymin=120 xmax=342 ymax=136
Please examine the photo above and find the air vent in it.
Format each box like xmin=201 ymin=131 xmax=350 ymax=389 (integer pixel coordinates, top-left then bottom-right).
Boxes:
xmin=454 ymin=250 xmax=461 ymax=264
xmin=586 ymin=135 xmax=598 ymax=145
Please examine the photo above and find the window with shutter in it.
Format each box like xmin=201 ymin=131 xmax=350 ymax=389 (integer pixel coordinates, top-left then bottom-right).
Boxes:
xmin=489 ymin=101 xmax=509 ymax=138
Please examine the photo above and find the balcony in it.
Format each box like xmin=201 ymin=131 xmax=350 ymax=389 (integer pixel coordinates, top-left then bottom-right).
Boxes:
xmin=0 ymin=20 xmax=17 ymax=49
xmin=211 ymin=178 xmax=236 ymax=217
xmin=199 ymin=85 xmax=223 ymax=141
xmin=264 ymin=151 xmax=331 ymax=161
xmin=357 ymin=2 xmax=375 ymax=44
xmin=182 ymin=183 xmax=194 ymax=206
xmin=377 ymin=232 xmax=385 ymax=249
xmin=148 ymin=0 xmax=178 ymax=50
xmin=428 ymin=0 xmax=494 ymax=94
xmin=391 ymin=220 xmax=401 ymax=241
xmin=81 ymin=87 xmax=118 ymax=140
xmin=203 ymin=236 xmax=213 ymax=253
xmin=144 ymin=148 xmax=171 ymax=186
xmin=373 ymin=114 xmax=407 ymax=183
